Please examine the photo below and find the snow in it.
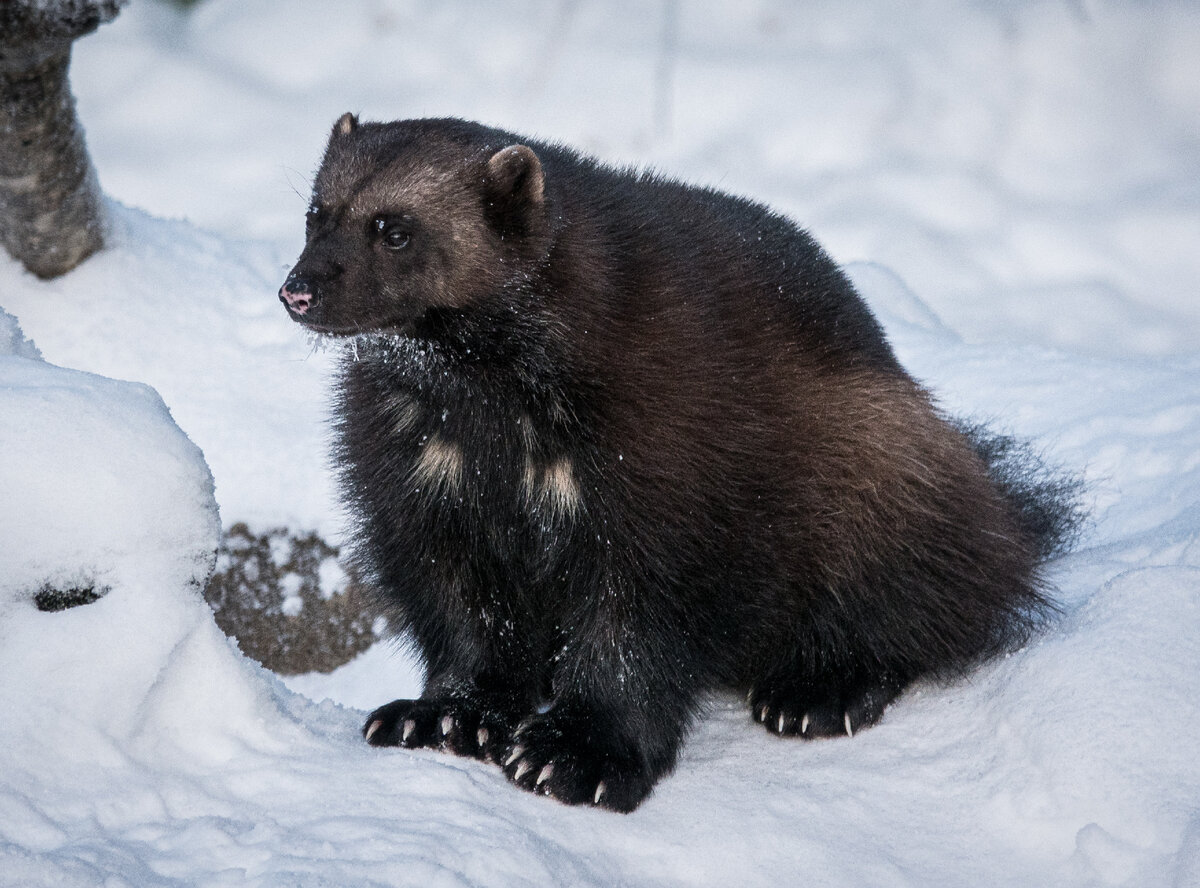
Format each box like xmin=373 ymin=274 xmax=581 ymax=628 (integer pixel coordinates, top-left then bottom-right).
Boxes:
xmin=1 ymin=0 xmax=1199 ymax=885
xmin=0 ymin=333 xmax=217 ymax=606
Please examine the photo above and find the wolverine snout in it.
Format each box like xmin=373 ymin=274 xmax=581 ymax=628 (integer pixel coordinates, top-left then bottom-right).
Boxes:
xmin=279 ymin=275 xmax=318 ymax=316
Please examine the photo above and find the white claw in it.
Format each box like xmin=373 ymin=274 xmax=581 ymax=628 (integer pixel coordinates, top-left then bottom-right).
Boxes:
xmin=777 ymin=712 xmax=786 ymax=733
xmin=440 ymin=715 xmax=454 ymax=736
xmin=504 ymin=745 xmax=525 ymax=767
xmin=757 ymin=705 xmax=767 ymax=723
xmin=514 ymin=760 xmax=531 ymax=782
xmin=844 ymin=713 xmax=854 ymax=737
xmin=800 ymin=714 xmax=809 ymax=735
xmin=594 ymin=781 xmax=606 ymax=805
xmin=365 ymin=719 xmax=383 ymax=742
xmin=477 ymin=727 xmax=489 ymax=747
xmin=402 ymin=719 xmax=416 ymax=743
xmin=536 ymin=763 xmax=555 ymax=786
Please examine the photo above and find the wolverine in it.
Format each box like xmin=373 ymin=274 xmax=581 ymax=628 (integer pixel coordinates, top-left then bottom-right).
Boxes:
xmin=280 ymin=114 xmax=1079 ymax=812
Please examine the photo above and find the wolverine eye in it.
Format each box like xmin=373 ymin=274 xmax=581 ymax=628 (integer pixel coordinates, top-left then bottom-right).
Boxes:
xmin=373 ymin=216 xmax=412 ymax=251
xmin=305 ymin=205 xmax=321 ymax=234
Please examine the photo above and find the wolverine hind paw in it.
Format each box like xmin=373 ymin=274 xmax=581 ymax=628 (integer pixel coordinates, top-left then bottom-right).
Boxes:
xmin=749 ymin=676 xmax=901 ymax=739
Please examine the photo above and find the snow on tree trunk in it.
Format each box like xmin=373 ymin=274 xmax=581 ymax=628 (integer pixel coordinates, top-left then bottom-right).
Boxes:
xmin=0 ymin=1 xmax=125 ymax=279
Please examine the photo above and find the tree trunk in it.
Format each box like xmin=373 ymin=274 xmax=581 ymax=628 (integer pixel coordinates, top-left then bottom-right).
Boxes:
xmin=0 ymin=1 xmax=124 ymax=279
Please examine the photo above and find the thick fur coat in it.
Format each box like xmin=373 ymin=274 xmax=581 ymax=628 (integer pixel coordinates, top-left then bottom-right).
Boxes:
xmin=280 ymin=115 xmax=1078 ymax=812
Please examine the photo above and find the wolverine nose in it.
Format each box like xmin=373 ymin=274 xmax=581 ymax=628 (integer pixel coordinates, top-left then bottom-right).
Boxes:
xmin=279 ymin=275 xmax=317 ymax=315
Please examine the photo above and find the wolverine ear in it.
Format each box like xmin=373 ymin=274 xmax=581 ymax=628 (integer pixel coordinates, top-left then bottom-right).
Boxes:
xmin=486 ymin=145 xmax=544 ymax=206
xmin=484 ymin=145 xmax=546 ymax=237
xmin=333 ymin=112 xmax=358 ymax=138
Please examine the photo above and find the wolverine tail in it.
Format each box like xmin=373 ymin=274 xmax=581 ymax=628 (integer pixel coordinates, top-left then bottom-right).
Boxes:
xmin=955 ymin=420 xmax=1087 ymax=563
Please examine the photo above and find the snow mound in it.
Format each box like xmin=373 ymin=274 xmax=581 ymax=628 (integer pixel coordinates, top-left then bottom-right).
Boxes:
xmin=0 ymin=336 xmax=321 ymax=886
xmin=0 ymin=344 xmax=230 ymax=776
xmin=0 ymin=351 xmax=217 ymax=606
xmin=0 ymin=314 xmax=227 ymax=750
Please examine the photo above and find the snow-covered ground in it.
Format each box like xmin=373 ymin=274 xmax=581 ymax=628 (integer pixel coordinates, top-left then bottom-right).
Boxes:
xmin=2 ymin=1 xmax=1198 ymax=885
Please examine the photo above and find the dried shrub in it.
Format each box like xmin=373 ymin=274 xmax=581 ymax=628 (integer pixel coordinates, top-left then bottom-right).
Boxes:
xmin=203 ymin=522 xmax=383 ymax=675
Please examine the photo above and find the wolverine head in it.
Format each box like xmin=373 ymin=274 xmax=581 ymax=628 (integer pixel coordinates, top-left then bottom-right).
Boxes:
xmin=280 ymin=114 xmax=549 ymax=336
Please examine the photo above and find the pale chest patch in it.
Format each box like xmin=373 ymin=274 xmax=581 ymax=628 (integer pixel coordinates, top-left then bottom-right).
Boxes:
xmin=523 ymin=455 xmax=583 ymax=517
xmin=411 ymin=434 xmax=464 ymax=494
xmin=396 ymin=406 xmax=583 ymax=520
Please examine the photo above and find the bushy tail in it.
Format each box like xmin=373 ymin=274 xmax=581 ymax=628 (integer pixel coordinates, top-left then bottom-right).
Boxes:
xmin=955 ymin=421 xmax=1087 ymax=562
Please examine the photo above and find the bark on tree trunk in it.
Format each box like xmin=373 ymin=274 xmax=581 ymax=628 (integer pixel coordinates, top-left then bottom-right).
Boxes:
xmin=0 ymin=2 xmax=124 ymax=279
xmin=0 ymin=43 xmax=104 ymax=279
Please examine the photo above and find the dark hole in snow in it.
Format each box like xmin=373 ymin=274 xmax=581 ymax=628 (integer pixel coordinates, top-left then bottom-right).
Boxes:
xmin=34 ymin=583 xmax=109 ymax=612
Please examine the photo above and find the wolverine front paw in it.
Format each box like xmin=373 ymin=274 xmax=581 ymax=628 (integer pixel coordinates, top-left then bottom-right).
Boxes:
xmin=501 ymin=708 xmax=656 ymax=813
xmin=363 ymin=697 xmax=514 ymax=761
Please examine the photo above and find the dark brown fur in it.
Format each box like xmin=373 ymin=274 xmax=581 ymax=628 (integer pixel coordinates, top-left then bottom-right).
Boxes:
xmin=280 ymin=115 xmax=1079 ymax=812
